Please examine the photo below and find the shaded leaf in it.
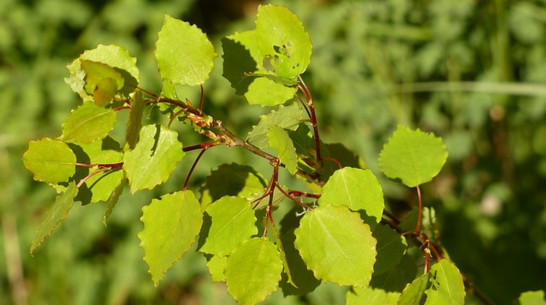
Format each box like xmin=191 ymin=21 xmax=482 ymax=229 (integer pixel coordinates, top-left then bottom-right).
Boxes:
xmin=222 ymin=37 xmax=257 ymax=95
xmin=125 ymin=90 xmax=145 ymax=149
xmin=200 ymin=163 xmax=267 ymax=210
xmin=138 ymin=191 xmax=203 ymax=285
xmin=373 ymin=223 xmax=407 ymax=274
xmin=30 ymin=183 xmax=78 ymax=254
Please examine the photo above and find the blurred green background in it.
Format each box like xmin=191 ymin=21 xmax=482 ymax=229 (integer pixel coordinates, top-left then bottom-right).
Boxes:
xmin=1 ymin=0 xmax=546 ymax=304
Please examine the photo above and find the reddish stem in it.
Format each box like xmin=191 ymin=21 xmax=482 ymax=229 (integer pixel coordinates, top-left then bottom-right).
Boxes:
xmin=298 ymin=76 xmax=322 ymax=164
xmin=415 ymin=185 xmax=423 ymax=233
xmin=322 ymin=157 xmax=342 ymax=169
xmin=182 ymin=143 xmax=217 ymax=191
xmin=275 ymin=183 xmax=313 ymax=210
xmin=288 ymin=190 xmax=321 ymax=199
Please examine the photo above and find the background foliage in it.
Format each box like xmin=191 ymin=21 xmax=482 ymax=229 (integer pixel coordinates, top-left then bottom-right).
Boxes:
xmin=1 ymin=0 xmax=546 ymax=304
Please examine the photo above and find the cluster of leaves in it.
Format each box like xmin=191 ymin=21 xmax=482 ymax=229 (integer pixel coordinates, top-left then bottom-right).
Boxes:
xmin=20 ymin=3 xmax=546 ymax=305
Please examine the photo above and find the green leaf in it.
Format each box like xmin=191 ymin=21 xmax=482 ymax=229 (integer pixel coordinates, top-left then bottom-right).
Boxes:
xmin=519 ymin=291 xmax=546 ymax=305
xmin=373 ymin=223 xmax=407 ymax=274
xmin=369 ymin=254 xmax=418 ymax=292
xmin=206 ymin=255 xmax=227 ymax=282
xmin=346 ymin=287 xmax=400 ymax=305
xmin=103 ymin=176 xmax=126 ymax=225
xmin=267 ymin=126 xmax=298 ymax=174
xmin=155 ymin=15 xmax=216 ymax=86
xmin=123 ymin=124 xmax=184 ymax=193
xmin=200 ymin=196 xmax=257 ymax=256
xmin=226 ymin=5 xmax=311 ymax=106
xmin=200 ymin=163 xmax=267 ymax=209
xmin=247 ymin=102 xmax=303 ymax=150
xmin=23 ymin=137 xmax=76 ymax=184
xmin=379 ymin=126 xmax=448 ymax=187
xmin=254 ymin=4 xmax=312 ymax=78
xmin=318 ymin=167 xmax=384 ymax=220
xmin=138 ymin=191 xmax=203 ymax=286
xmin=397 ymin=273 xmax=430 ymax=305
xmin=77 ymin=140 xmax=124 ymax=203
xmin=424 ymin=260 xmax=465 ymax=305
xmin=79 ymin=44 xmax=139 ymax=82
xmin=93 ymin=77 xmax=118 ymax=107
xmin=278 ymin=207 xmax=320 ymax=296
xmin=125 ymin=90 xmax=145 ymax=149
xmin=294 ymin=205 xmax=376 ymax=286
xmin=221 ymin=37 xmax=257 ymax=95
xmin=80 ymin=59 xmax=124 ymax=106
xmin=66 ymin=44 xmax=139 ymax=100
xmin=30 ymin=183 xmax=78 ymax=254
xmin=225 ymin=238 xmax=283 ymax=305
xmin=244 ymin=76 xmax=298 ymax=106
xmin=61 ymin=102 xmax=117 ymax=145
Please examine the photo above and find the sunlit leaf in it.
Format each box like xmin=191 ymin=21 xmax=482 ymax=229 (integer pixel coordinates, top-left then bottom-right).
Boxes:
xmin=267 ymin=126 xmax=298 ymax=174
xmin=424 ymin=260 xmax=465 ymax=305
xmin=294 ymin=205 xmax=376 ymax=286
xmin=23 ymin=137 xmax=76 ymax=184
xmin=206 ymin=255 xmax=228 ymax=282
xmin=318 ymin=167 xmax=384 ymax=220
xmin=200 ymin=196 xmax=257 ymax=256
xmin=379 ymin=126 xmax=447 ymax=187
xmin=346 ymin=287 xmax=400 ymax=305
xmin=397 ymin=272 xmax=430 ymax=305
xmin=247 ymin=102 xmax=303 ymax=150
xmin=123 ymin=124 xmax=184 ymax=193
xmin=155 ymin=15 xmax=216 ymax=86
xmin=519 ymin=291 xmax=546 ymax=305
xmin=225 ymin=238 xmax=283 ymax=305
xmin=61 ymin=102 xmax=117 ymax=144
xmin=138 ymin=191 xmax=202 ymax=285
xmin=245 ymin=76 xmax=297 ymax=106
